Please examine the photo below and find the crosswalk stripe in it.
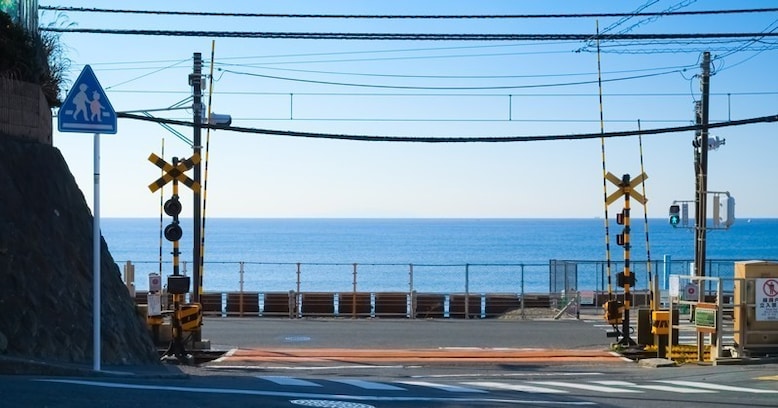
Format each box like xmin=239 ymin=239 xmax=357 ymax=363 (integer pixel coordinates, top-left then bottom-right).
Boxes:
xmin=593 ymin=380 xmax=715 ymax=393
xmin=463 ymin=381 xmax=568 ymax=394
xmin=397 ymin=381 xmax=488 ymax=393
xmin=257 ymin=376 xmax=321 ymax=387
xmin=528 ymin=381 xmax=642 ymax=393
xmin=330 ymin=379 xmax=406 ymax=391
xmin=657 ymin=380 xmax=778 ymax=394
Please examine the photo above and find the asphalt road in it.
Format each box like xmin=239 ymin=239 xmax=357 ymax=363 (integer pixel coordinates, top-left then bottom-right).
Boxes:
xmin=199 ymin=316 xmax=608 ymax=350
xmin=3 ymin=314 xmax=778 ymax=407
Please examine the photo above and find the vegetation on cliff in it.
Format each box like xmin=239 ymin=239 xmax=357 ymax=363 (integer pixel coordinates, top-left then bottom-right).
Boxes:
xmin=0 ymin=10 xmax=67 ymax=107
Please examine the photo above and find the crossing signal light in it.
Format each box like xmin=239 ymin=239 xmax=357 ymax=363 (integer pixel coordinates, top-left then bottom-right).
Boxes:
xmin=164 ymin=196 xmax=182 ymax=217
xmin=164 ymin=195 xmax=183 ymax=242
xmin=669 ymin=204 xmax=681 ymax=227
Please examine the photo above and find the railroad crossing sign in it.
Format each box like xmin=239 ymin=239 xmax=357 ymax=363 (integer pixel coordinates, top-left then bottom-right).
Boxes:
xmin=605 ymin=172 xmax=648 ymax=205
xmin=58 ymin=65 xmax=117 ymax=134
xmin=147 ymin=153 xmax=201 ymax=192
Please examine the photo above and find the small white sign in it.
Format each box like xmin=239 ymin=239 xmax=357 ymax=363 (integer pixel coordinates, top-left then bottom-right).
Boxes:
xmin=669 ymin=275 xmax=680 ymax=298
xmin=147 ymin=293 xmax=162 ymax=317
xmin=149 ymin=273 xmax=162 ymax=292
xmin=756 ymin=278 xmax=778 ymax=321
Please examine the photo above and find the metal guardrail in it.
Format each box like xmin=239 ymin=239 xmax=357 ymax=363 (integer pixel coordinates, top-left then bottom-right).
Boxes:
xmin=132 ymin=289 xmax=569 ymax=319
xmin=122 ymin=259 xmax=764 ymax=299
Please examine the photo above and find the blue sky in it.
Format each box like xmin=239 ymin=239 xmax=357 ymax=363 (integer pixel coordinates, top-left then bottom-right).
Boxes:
xmin=40 ymin=1 xmax=778 ymax=218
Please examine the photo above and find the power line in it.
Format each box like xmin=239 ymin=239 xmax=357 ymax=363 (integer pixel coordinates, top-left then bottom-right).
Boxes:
xmin=39 ymin=6 xmax=778 ymax=19
xmin=103 ymin=89 xmax=778 ymax=98
xmin=116 ymin=112 xmax=778 ymax=143
xmin=217 ymin=62 xmax=696 ymax=80
xmin=39 ymin=28 xmax=778 ymax=41
xmin=218 ymin=68 xmax=682 ymax=90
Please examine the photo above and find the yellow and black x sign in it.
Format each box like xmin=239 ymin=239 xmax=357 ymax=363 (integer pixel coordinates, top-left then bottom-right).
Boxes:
xmin=605 ymin=172 xmax=647 ymax=205
xmin=147 ymin=153 xmax=201 ymax=192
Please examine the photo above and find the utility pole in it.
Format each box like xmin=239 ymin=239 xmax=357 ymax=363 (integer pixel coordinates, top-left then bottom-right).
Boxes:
xmin=694 ymin=51 xmax=711 ymax=279
xmin=190 ymin=53 xmax=203 ymax=304
xmin=693 ymin=52 xmax=711 ymax=361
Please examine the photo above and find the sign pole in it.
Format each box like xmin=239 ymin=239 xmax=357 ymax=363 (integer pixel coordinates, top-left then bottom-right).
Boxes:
xmin=93 ymin=132 xmax=101 ymax=372
xmin=57 ymin=64 xmax=116 ymax=372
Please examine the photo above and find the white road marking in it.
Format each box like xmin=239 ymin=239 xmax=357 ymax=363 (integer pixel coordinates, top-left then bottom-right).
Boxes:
xmin=657 ymin=380 xmax=778 ymax=394
xmin=463 ymin=381 xmax=568 ymax=394
xmin=528 ymin=381 xmax=642 ymax=393
xmin=410 ymin=372 xmax=604 ymax=379
xmin=397 ymin=381 xmax=488 ymax=393
xmin=593 ymin=380 xmax=715 ymax=393
xmin=260 ymin=376 xmax=322 ymax=387
xmin=331 ymin=380 xmax=405 ymax=391
xmin=35 ymin=379 xmax=596 ymax=405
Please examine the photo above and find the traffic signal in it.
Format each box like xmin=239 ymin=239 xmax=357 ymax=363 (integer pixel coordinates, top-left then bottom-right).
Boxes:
xmin=669 ymin=204 xmax=681 ymax=227
xmin=723 ymin=196 xmax=736 ymax=228
xmin=164 ymin=195 xmax=183 ymax=241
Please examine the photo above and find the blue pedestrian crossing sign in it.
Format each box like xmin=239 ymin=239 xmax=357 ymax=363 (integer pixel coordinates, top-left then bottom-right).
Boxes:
xmin=58 ymin=65 xmax=117 ymax=134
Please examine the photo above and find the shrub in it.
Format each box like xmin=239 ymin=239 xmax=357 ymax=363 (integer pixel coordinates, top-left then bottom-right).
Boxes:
xmin=0 ymin=11 xmax=68 ymax=107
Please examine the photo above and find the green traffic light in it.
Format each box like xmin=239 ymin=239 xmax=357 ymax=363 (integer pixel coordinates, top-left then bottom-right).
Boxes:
xmin=669 ymin=204 xmax=681 ymax=227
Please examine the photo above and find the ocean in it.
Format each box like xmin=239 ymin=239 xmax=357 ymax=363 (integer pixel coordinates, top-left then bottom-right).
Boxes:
xmin=101 ymin=218 xmax=778 ymax=294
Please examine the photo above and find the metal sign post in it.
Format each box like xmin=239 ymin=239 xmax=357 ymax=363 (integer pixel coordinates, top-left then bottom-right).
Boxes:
xmin=58 ymin=65 xmax=117 ymax=372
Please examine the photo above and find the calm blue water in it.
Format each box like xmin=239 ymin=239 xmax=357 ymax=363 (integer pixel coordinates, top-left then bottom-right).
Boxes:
xmin=102 ymin=218 xmax=778 ymax=294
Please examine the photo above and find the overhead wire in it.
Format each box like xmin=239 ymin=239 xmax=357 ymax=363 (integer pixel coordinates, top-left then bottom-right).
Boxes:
xmin=38 ymin=28 xmax=778 ymax=41
xmin=216 ymin=61 xmax=697 ymax=80
xmin=217 ymin=68 xmax=684 ymax=90
xmin=39 ymin=5 xmax=778 ymax=19
xmin=712 ymin=19 xmax=778 ymax=73
xmin=115 ymin=112 xmax=778 ymax=143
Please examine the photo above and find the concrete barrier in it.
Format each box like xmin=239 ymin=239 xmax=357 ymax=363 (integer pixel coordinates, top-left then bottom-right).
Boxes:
xmin=338 ymin=292 xmax=371 ymax=318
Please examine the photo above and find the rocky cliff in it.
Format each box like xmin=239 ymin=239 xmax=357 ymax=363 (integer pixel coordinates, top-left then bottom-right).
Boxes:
xmin=0 ymin=133 xmax=158 ymax=365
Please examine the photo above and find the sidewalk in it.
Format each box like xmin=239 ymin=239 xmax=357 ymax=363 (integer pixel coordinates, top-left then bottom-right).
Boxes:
xmin=210 ymin=347 xmax=627 ymax=366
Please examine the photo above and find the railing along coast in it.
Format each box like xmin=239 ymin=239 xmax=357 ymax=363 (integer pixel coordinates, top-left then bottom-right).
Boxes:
xmin=121 ymin=258 xmax=758 ymax=318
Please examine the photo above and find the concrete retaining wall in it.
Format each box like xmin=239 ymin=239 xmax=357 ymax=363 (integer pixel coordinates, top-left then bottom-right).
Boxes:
xmin=0 ymin=78 xmax=52 ymax=144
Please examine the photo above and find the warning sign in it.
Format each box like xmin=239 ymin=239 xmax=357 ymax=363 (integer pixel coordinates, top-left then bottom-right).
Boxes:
xmin=756 ymin=278 xmax=778 ymax=321
xmin=681 ymin=282 xmax=699 ymax=301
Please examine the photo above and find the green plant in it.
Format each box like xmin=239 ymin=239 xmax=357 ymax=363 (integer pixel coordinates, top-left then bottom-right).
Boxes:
xmin=0 ymin=11 xmax=69 ymax=107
